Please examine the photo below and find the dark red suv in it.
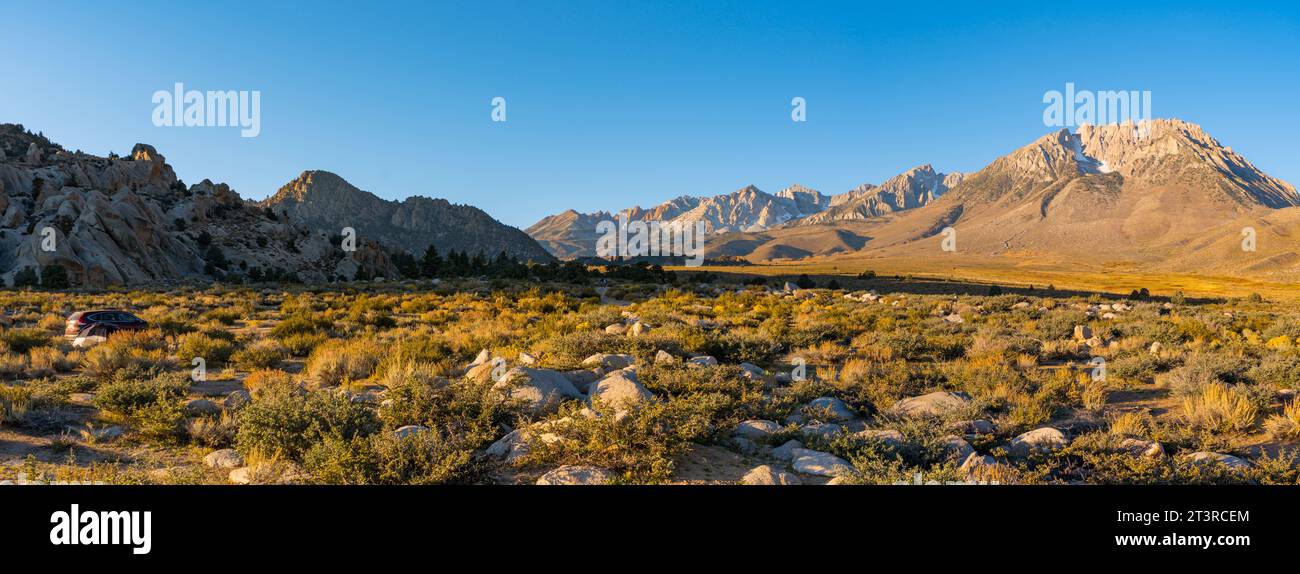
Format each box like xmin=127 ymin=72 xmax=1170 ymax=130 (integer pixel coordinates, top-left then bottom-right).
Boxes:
xmin=65 ymin=310 xmax=149 ymax=339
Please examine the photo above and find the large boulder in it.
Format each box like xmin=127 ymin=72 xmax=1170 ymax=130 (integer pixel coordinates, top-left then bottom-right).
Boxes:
xmin=581 ymin=353 xmax=635 ymax=370
xmin=495 ymin=368 xmax=584 ymax=415
xmin=805 ymin=396 xmax=856 ymax=422
xmin=734 ymin=419 xmax=781 ymax=440
xmin=203 ymin=449 xmax=245 ymax=469
xmin=587 ymin=368 xmax=653 ymax=410
xmin=1007 ymin=427 xmax=1069 ymax=457
xmin=485 ymin=427 xmax=563 ymax=464
xmin=741 ymin=465 xmax=802 ymax=485
xmin=940 ymin=435 xmax=975 ymax=462
xmin=687 ymin=355 xmax=719 ymax=367
xmin=1118 ymin=438 xmax=1164 ymax=459
xmin=1184 ymin=451 xmax=1251 ymax=470
xmin=653 ymin=350 xmax=677 ymax=364
xmin=857 ymin=429 xmax=905 ymax=448
xmin=790 ymin=448 xmax=852 ymax=477
xmin=892 ymin=391 xmax=972 ymax=417
xmin=800 ymin=423 xmax=843 ymax=441
xmin=535 ymin=465 xmax=614 ymax=485
xmin=770 ymin=439 xmax=803 ymax=461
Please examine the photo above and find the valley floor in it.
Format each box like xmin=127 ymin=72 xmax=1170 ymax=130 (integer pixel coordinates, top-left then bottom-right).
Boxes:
xmin=2 ymin=276 xmax=1298 ymax=485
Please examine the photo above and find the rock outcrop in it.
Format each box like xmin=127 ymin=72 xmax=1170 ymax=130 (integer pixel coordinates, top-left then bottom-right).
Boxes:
xmin=0 ymin=124 xmax=396 ymax=287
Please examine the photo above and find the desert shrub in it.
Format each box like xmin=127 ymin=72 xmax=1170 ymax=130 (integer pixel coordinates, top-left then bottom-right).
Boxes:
xmin=1108 ymin=411 xmax=1155 ymax=438
xmin=684 ymin=330 xmax=783 ymax=366
xmin=522 ymin=394 xmax=732 ymax=483
xmin=1108 ymin=352 xmax=1175 ymax=384
xmin=1179 ymin=383 xmax=1258 ymax=434
xmin=176 ymin=332 xmax=237 ymax=366
xmin=636 ymin=363 xmax=774 ymax=423
xmin=131 ymin=399 xmax=186 ymax=445
xmin=1035 ymin=312 xmax=1089 ymax=340
xmin=36 ymin=314 xmax=65 ymax=332
xmin=1166 ymin=353 xmax=1251 ymax=396
xmin=81 ymin=344 xmax=134 ymax=381
xmin=93 ymin=372 xmax=188 ymax=416
xmin=0 ymin=352 xmax=28 ymax=379
xmin=232 ymin=338 xmax=286 ymax=370
xmin=27 ymin=346 xmax=76 ymax=377
xmin=186 ymin=412 xmax=238 ymax=447
xmin=1247 ymin=354 xmax=1300 ymax=390
xmin=837 ymin=358 xmax=941 ymax=412
xmin=370 ymin=336 xmax=456 ymax=382
xmin=202 ymin=308 xmax=243 ymax=325
xmin=1263 ymin=400 xmax=1300 ymax=440
xmin=378 ymin=376 xmax=507 ymax=444
xmin=280 ymin=333 xmax=327 ymax=357
xmin=271 ymin=315 xmax=333 ymax=340
xmin=0 ymin=328 xmax=51 ymax=353
xmin=304 ymin=430 xmax=477 ymax=485
xmin=0 ymin=378 xmax=74 ymax=427
xmin=243 ymin=369 xmax=295 ymax=395
xmin=235 ymin=385 xmax=379 ymax=460
xmin=303 ymin=338 xmax=385 ymax=386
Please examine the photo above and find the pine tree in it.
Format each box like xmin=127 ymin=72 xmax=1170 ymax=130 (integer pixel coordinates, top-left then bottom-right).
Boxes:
xmin=421 ymin=245 xmax=442 ymax=278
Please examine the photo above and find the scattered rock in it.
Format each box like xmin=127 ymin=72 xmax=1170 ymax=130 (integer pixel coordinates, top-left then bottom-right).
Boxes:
xmin=88 ymin=426 xmax=125 ymax=442
xmin=581 ymin=353 xmax=635 ymax=370
xmin=790 ymin=448 xmax=852 ymax=477
xmin=183 ymin=398 xmax=221 ymax=417
xmin=1185 ymin=451 xmax=1251 ymax=469
xmin=204 ymin=449 xmax=245 ymax=469
xmin=228 ymin=467 xmax=254 ymax=485
xmin=224 ymin=389 xmax=252 ymax=410
xmin=535 ymin=465 xmax=614 ymax=485
xmin=653 ymin=350 xmax=677 ymax=364
xmin=738 ymin=362 xmax=765 ymax=379
xmin=469 ymin=349 xmax=492 ymax=367
xmin=741 ymin=465 xmax=802 ymax=485
xmin=496 ymin=368 xmax=584 ymax=415
xmin=771 ymin=439 xmax=803 ymax=461
xmin=892 ymin=391 xmax=972 ymax=417
xmin=734 ymin=419 xmax=781 ymax=440
xmin=857 ymin=429 xmax=905 ymax=448
xmin=464 ymin=360 xmax=499 ymax=382
xmin=1118 ymin=438 xmax=1164 ymax=458
xmin=805 ymin=396 xmax=856 ymax=422
xmin=588 ymin=368 xmax=653 ymax=410
xmin=952 ymin=419 xmax=997 ymax=435
xmin=1007 ymin=427 xmax=1069 ymax=456
xmin=960 ymin=452 xmax=997 ymax=475
xmin=940 ymin=435 xmax=975 ymax=462
xmin=800 ymin=423 xmax=844 ymax=441
xmin=561 ymin=369 xmax=603 ymax=394
xmin=687 ymin=355 xmax=718 ymax=367
xmin=604 ymin=323 xmax=627 ymax=335
xmin=394 ymin=425 xmax=430 ymax=438
xmin=517 ymin=352 xmax=538 ymax=366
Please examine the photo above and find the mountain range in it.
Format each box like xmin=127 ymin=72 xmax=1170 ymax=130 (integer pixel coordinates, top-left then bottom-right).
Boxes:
xmin=528 ymin=119 xmax=1300 ymax=282
xmin=526 ymin=166 xmax=963 ymax=258
xmin=3 ymin=118 xmax=1297 ymax=288
xmin=0 ymin=124 xmax=550 ymax=287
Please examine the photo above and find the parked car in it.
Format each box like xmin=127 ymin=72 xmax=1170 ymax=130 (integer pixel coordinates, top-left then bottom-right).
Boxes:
xmin=64 ymin=310 xmax=149 ymax=339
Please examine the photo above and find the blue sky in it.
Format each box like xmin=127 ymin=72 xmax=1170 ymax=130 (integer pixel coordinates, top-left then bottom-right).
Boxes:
xmin=2 ymin=1 xmax=1297 ymax=227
